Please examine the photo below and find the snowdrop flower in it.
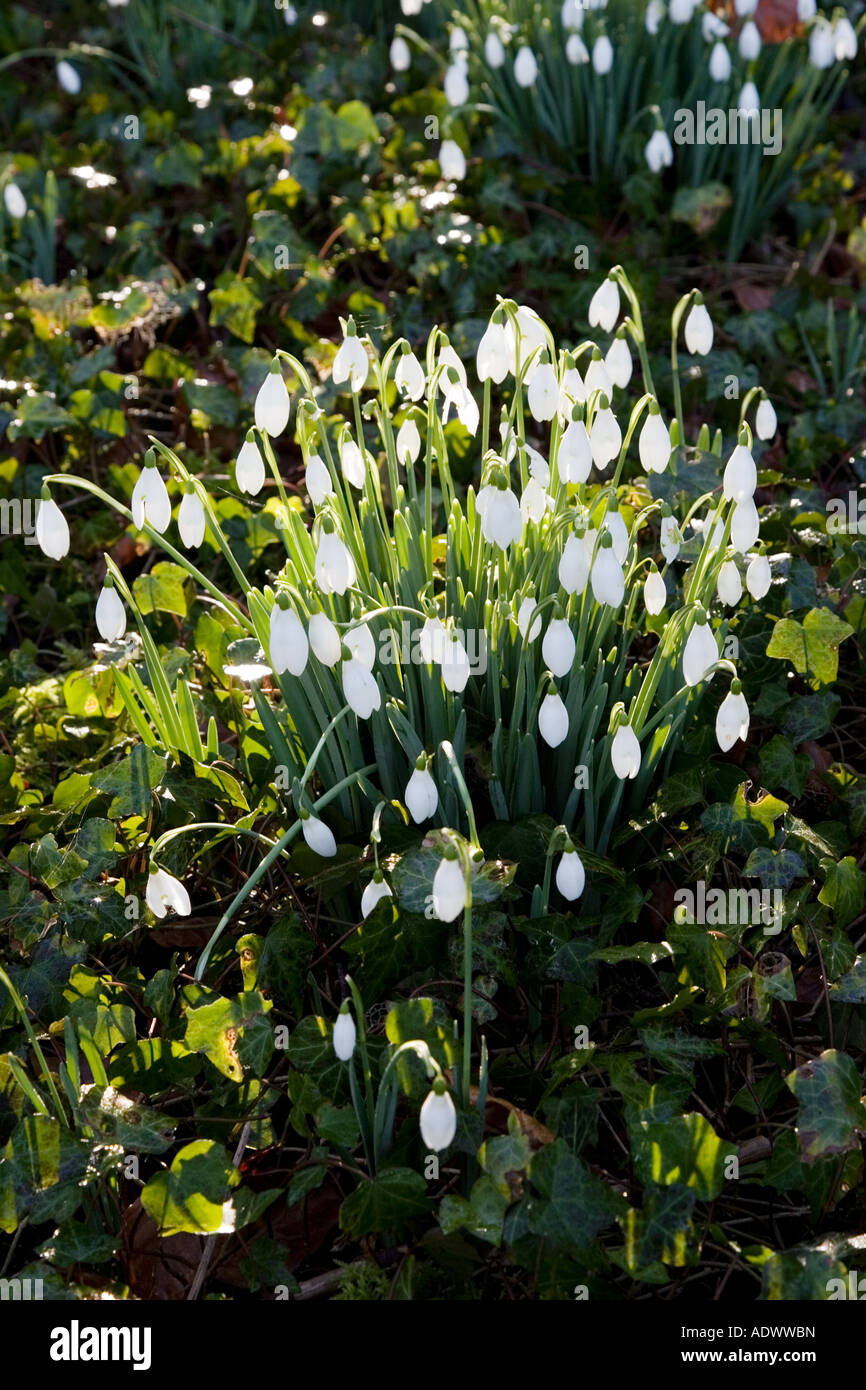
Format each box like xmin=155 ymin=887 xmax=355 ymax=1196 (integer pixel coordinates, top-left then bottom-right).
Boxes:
xmin=562 ymin=0 xmax=585 ymax=28
xmin=301 ymin=810 xmax=337 ymax=858
xmin=605 ymin=333 xmax=633 ymax=388
xmin=439 ymin=139 xmax=466 ymax=181
xmin=756 ymin=396 xmax=777 ymax=441
xmin=588 ymin=277 xmax=620 ymax=332
xmin=333 ymin=323 xmax=369 ymax=393
xmin=559 ymin=359 xmax=586 ymax=410
xmin=390 ymin=36 xmax=411 ymax=71
xmin=709 ymin=41 xmax=732 ymax=83
xmin=556 ymin=843 xmax=586 ymax=901
xmin=3 ymin=183 xmax=27 ymax=219
xmin=592 ymin=35 xmax=613 ymax=74
xmin=95 ymin=580 xmax=126 ymax=641
xmin=525 ymin=445 xmax=550 ymax=485
xmin=639 ymin=407 xmax=671 ymax=474
xmin=703 ymin=9 xmax=729 ymax=40
xmin=477 ymin=315 xmax=512 ymax=384
xmin=797 ymin=0 xmax=816 ymax=17
xmin=396 ymin=417 xmax=421 ymax=467
xmin=644 ymin=567 xmax=667 ymax=616
xmin=645 ymin=129 xmax=673 ymax=174
xmin=566 ymin=34 xmax=589 ymax=64
xmin=146 ymin=866 xmax=191 ymax=919
xmin=539 ymin=688 xmax=569 ymax=748
xmin=611 ymin=722 xmax=641 ymax=780
xmin=406 ymin=759 xmax=438 ymax=823
xmin=306 ymin=453 xmax=333 ymax=506
xmin=738 ymin=21 xmax=761 ymax=61
xmin=808 ymin=18 xmax=834 ymax=68
xmin=683 ymin=612 xmax=719 ymax=686
xmin=737 ymin=81 xmax=760 ymax=113
xmin=450 ymin=25 xmax=469 ymax=53
xmin=57 ymin=61 xmax=81 ymax=95
xmin=559 ymin=417 xmax=593 ymax=484
xmin=342 ymin=656 xmax=381 ymax=718
xmin=717 ymin=559 xmax=742 ymax=607
xmin=333 ymin=1006 xmax=356 ymax=1059
xmin=734 ymin=0 xmax=757 ymax=14
xmin=255 ymin=361 xmax=290 ymax=437
xmin=521 ymin=477 xmax=550 ymax=525
xmin=420 ymin=616 xmax=447 ymax=665
xmin=833 ymin=16 xmax=858 ymax=61
xmin=723 ymin=441 xmax=757 ymax=502
xmin=132 ymin=451 xmax=171 ymax=533
xmin=591 ymin=535 xmax=625 ymax=607
xmin=485 ymin=31 xmax=506 ymax=67
xmin=441 ymin=630 xmax=471 ymax=692
xmin=440 ymin=366 xmax=479 ymax=435
xmin=645 ymin=0 xmax=664 ymax=36
xmin=684 ymin=300 xmax=714 ymax=355
xmin=432 ymin=853 xmax=467 ymax=921
xmin=528 ymin=360 xmax=560 ymax=421
xmin=178 ymin=484 xmax=206 ymax=548
xmin=309 ymin=612 xmax=342 ymax=666
xmin=236 ymin=434 xmax=265 ymax=496
xmin=34 ymin=491 xmax=69 ymax=560
xmin=344 ymin=622 xmax=375 ymax=669
xmin=584 ymin=352 xmax=613 ymax=401
xmin=542 ymin=618 xmax=576 ymax=678
xmin=660 ymin=512 xmax=681 ymax=563
xmin=716 ymin=679 xmax=750 ymax=751
xmin=361 ymin=872 xmax=392 ymax=920
xmin=315 ymin=526 xmax=357 ymax=595
xmin=517 ymin=594 xmax=542 ymax=642
xmin=270 ymin=597 xmax=308 ymax=677
xmin=444 ymin=58 xmax=469 ymax=106
xmin=604 ymin=506 xmax=629 ymax=563
xmin=420 ymin=1082 xmax=457 ymax=1150
xmin=589 ymin=397 xmax=621 ymax=470
xmin=731 ymin=497 xmax=760 ymax=553
xmin=669 ymin=0 xmax=696 ymax=22
xmin=510 ymin=304 xmax=549 ymax=368
xmin=746 ymin=552 xmax=771 ymax=600
xmin=477 ymin=477 xmax=522 ymax=549
xmin=514 ymin=45 xmax=538 ymax=87
xmin=395 ymin=347 xmax=425 ymax=401
xmin=339 ymin=438 xmax=366 ymax=490
xmin=559 ymin=532 xmax=590 ymax=595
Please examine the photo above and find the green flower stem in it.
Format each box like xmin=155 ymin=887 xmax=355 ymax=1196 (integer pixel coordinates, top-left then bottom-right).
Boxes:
xmin=0 ymin=965 xmax=69 ymax=1126
xmin=345 ymin=974 xmax=376 ymax=1171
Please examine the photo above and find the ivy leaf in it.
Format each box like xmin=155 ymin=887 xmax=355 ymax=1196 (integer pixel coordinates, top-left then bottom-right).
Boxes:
xmin=440 ymin=1175 xmax=508 ymax=1245
xmin=630 ymin=1112 xmax=737 ymax=1199
xmin=339 ymin=1168 xmax=430 ymax=1239
xmin=758 ymin=736 xmax=811 ymax=799
xmin=93 ymin=745 xmax=167 ymax=819
xmin=786 ymin=1050 xmax=866 ymax=1162
xmin=744 ymin=847 xmax=805 ymax=891
xmin=525 ymin=1140 xmax=623 ymax=1253
xmin=141 ymin=1139 xmax=239 ymax=1236
xmin=830 ymin=956 xmax=866 ymax=1003
xmin=133 ymin=562 xmax=191 ymax=618
xmin=818 ymin=857 xmax=866 ymax=926
xmin=184 ymin=991 xmax=272 ymax=1082
xmin=766 ymin=609 xmax=854 ymax=687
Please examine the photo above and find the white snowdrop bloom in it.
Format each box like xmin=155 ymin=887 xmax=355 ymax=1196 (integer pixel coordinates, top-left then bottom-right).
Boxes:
xmin=406 ymin=766 xmax=438 ymax=822
xmin=521 ymin=477 xmax=551 ymax=525
xmin=344 ymin=622 xmax=375 ymax=669
xmin=703 ymin=9 xmax=729 ymax=40
xmin=342 ymin=657 xmax=381 ymax=719
xmin=146 ymin=867 xmax=191 ymax=919
xmin=566 ymin=34 xmax=589 ymax=64
xmin=270 ymin=602 xmax=308 ymax=677
xmin=442 ymin=379 xmax=480 ymax=436
xmin=562 ymin=0 xmax=585 ymax=29
xmin=524 ymin=445 xmax=550 ymax=485
xmin=589 ymin=404 xmax=621 ymax=470
xmin=485 ymin=30 xmax=506 ymax=67
xmin=639 ymin=410 xmax=671 ymax=473
xmin=476 ymin=318 xmax=512 ymax=384
xmin=723 ymin=443 xmax=756 ymax=502
xmin=797 ymin=0 xmax=816 ymax=17
xmin=34 ymin=496 xmax=69 ymax=559
xmin=444 ymin=58 xmax=469 ymax=105
xmin=592 ymin=35 xmax=613 ymax=74
xmin=420 ymin=1086 xmax=457 ymax=1149
xmin=361 ymin=875 xmax=392 ymax=919
xmin=604 ymin=509 xmax=629 ymax=564
xmin=3 ymin=183 xmax=27 ymax=219
xmin=559 ymin=361 xmax=586 ymax=409
xmin=432 ymin=856 xmax=467 ymax=921
xmin=539 ymin=691 xmax=569 ymax=748
xmin=396 ymin=417 xmax=422 ymax=466
xmin=716 ymin=684 xmax=750 ymax=751
xmin=746 ymin=552 xmax=771 ymax=599
xmin=584 ymin=354 xmax=613 ymax=401
xmin=236 ymin=437 xmax=265 ymax=496
xmin=660 ymin=514 xmax=681 ymax=563
xmin=709 ymin=41 xmax=732 ymax=83
xmin=588 ymin=277 xmax=620 ymax=332
xmin=731 ymin=497 xmax=760 ymax=554
xmin=645 ymin=0 xmax=664 ymax=35
xmin=669 ymin=0 xmax=696 ymax=22
xmin=591 ymin=544 xmax=625 ymax=607
xmin=132 ymin=458 xmax=171 ymax=533
xmin=559 ymin=533 xmax=590 ymax=595
xmin=401 ymin=0 xmax=422 ymax=11
xmin=737 ymin=81 xmax=760 ymax=113
xmin=441 ymin=632 xmax=471 ymax=692
xmin=395 ymin=349 xmax=425 ymax=401
xmin=333 ymin=1009 xmax=356 ymax=1059
xmin=302 ymin=813 xmax=337 ymax=858
xmin=315 ymin=529 xmax=357 ymax=595
xmin=178 ymin=486 xmax=206 ymax=548
xmin=644 ymin=568 xmax=667 ymax=616
xmin=683 ymin=616 xmax=719 ymax=686
xmin=95 ymin=584 xmax=126 ymax=641
xmin=306 ymin=453 xmax=333 ymax=506
xmin=605 ymin=335 xmax=633 ymax=388
xmin=717 ymin=559 xmax=743 ymax=607
xmin=556 ymin=845 xmax=586 ymax=901
xmin=333 ymin=331 xmax=369 ymax=393
xmin=450 ymin=25 xmax=469 ymax=52
xmin=645 ymin=129 xmax=673 ymax=174
xmin=507 ymin=303 xmax=549 ymax=371
xmin=756 ymin=397 xmax=777 ymax=440
xmin=439 ymin=139 xmax=466 ymax=181
xmin=559 ymin=418 xmax=593 ymax=483
xmin=611 ymin=723 xmax=641 ymax=780
xmin=420 ymin=616 xmax=447 ymax=665
xmin=738 ymin=20 xmax=761 ymax=60
xmin=734 ymin=0 xmax=757 ymax=13
xmin=477 ymin=482 xmax=523 ymax=549
xmin=57 ymin=60 xmax=81 ymax=94
xmin=542 ymin=618 xmax=576 ymax=678
xmin=255 ymin=363 xmax=290 ymax=436
xmin=528 ymin=363 xmax=560 ymax=421
xmin=514 ymin=45 xmax=538 ymax=87
xmin=339 ymin=438 xmax=366 ymax=490
xmin=390 ymin=36 xmax=411 ymax=71
xmin=809 ymin=20 xmax=835 ymax=69
xmin=517 ymin=595 xmax=542 ymax=642
xmin=684 ymin=302 xmax=714 ymax=355
xmin=309 ymin=612 xmax=342 ymax=666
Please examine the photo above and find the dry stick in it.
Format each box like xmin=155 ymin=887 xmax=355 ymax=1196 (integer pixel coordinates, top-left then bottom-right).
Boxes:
xmin=187 ymin=1121 xmax=251 ymax=1302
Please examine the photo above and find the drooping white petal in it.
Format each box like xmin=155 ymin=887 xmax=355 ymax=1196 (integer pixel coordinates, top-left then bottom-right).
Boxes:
xmin=611 ymin=724 xmax=641 ymax=780
xmin=146 ymin=868 xmax=191 ymax=919
xmin=539 ymin=692 xmax=569 ymax=748
xmin=591 ymin=547 xmax=624 ymax=606
xmin=302 ymin=815 xmax=337 ymax=857
xmin=684 ymin=303 xmax=714 ymax=356
xmin=309 ymin=612 xmax=342 ymax=666
xmin=588 ymin=277 xmax=620 ymax=333
xmin=405 ymin=767 xmax=438 ymax=823
xmin=644 ymin=569 xmax=667 ymax=616
xmin=432 ymin=857 xmax=467 ymax=921
xmin=178 ymin=489 xmax=206 ymax=548
xmin=255 ymin=368 xmax=290 ymax=436
xmin=270 ymin=605 xmax=309 ymax=677
xmin=715 ymin=690 xmax=750 ymax=752
xmin=542 ymin=618 xmax=576 ymax=678
xmin=34 ymin=498 xmax=70 ymax=559
xmin=333 ymin=1012 xmax=357 ymax=1059
xmin=95 ymin=586 xmax=126 ymax=642
xmin=683 ymin=621 xmax=719 ymax=686
xmin=745 ymin=553 xmax=771 ymax=599
xmin=361 ymin=876 xmax=392 ymax=919
xmin=716 ymin=559 xmax=743 ymax=607
xmin=420 ymin=1088 xmax=457 ymax=1150
xmin=342 ymin=657 xmax=381 ymax=719
xmin=236 ymin=438 xmax=266 ymax=496
xmin=556 ymin=847 xmax=586 ymax=901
